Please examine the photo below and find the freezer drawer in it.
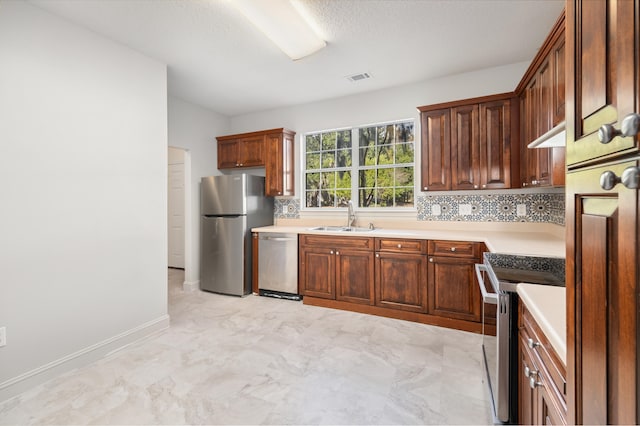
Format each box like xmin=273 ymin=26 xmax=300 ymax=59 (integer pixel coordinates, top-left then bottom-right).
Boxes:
xmin=258 ymin=233 xmax=299 ymax=296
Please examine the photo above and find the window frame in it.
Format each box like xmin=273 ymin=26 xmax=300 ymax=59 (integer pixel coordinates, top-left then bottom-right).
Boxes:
xmin=300 ymin=118 xmax=417 ymax=212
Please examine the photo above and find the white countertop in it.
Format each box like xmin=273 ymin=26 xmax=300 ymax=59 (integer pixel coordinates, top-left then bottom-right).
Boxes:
xmin=252 ymin=225 xmax=565 ymax=258
xmin=517 ymin=284 xmax=566 ymax=365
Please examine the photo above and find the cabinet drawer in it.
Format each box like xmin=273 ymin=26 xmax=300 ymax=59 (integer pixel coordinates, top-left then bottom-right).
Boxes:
xmin=428 ymin=240 xmax=479 ymax=258
xmin=520 ymin=304 xmax=567 ymax=407
xmin=299 ymin=234 xmax=374 ymax=250
xmin=375 ymin=238 xmax=426 ymax=254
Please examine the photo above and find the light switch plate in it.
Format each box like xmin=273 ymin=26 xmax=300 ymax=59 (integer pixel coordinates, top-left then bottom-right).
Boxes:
xmin=459 ymin=204 xmax=473 ymax=215
xmin=517 ymin=204 xmax=527 ymax=216
xmin=431 ymin=204 xmax=441 ymax=216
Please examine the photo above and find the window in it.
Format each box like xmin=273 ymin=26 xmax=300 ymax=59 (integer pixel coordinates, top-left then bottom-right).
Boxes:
xmin=304 ymin=120 xmax=414 ymax=208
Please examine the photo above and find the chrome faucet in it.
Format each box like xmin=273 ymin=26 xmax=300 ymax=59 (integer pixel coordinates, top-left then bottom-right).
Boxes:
xmin=347 ymin=200 xmax=356 ymax=227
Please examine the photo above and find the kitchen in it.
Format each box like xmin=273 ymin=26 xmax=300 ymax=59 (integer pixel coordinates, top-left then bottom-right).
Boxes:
xmin=0 ymin=0 xmax=637 ymax=425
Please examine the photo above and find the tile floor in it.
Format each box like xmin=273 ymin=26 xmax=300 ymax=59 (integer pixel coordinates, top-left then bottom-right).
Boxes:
xmin=0 ymin=268 xmax=493 ymax=425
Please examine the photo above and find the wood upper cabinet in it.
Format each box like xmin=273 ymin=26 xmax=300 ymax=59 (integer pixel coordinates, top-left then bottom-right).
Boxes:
xmin=565 ymin=1 xmax=639 ymax=423
xmin=217 ymin=128 xmax=296 ymax=196
xmin=265 ymin=130 xmax=295 ymax=196
xmin=216 ymin=135 xmax=265 ymax=169
xmin=375 ymin=238 xmax=428 ymax=313
xmin=419 ymin=94 xmax=516 ymax=191
xmin=299 ymin=235 xmax=374 ymax=305
xmin=566 ymin=0 xmax=639 ymax=167
xmin=517 ymin=10 xmax=566 ymax=188
xmin=427 ymin=240 xmax=482 ymax=322
xmin=420 ymin=108 xmax=451 ymax=191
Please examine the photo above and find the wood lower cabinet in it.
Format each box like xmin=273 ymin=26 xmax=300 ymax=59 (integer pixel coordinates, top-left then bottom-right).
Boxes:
xmin=299 ymin=235 xmax=374 ymax=305
xmin=518 ymin=303 xmax=567 ymax=425
xmin=375 ymin=238 xmax=428 ymax=313
xmin=427 ymin=240 xmax=482 ymax=322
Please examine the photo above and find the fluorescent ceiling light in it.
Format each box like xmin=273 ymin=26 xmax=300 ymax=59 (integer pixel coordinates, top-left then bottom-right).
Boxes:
xmin=232 ymin=0 xmax=326 ymax=60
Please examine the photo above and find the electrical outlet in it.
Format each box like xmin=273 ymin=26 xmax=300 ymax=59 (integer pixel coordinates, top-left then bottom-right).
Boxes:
xmin=431 ymin=204 xmax=441 ymax=216
xmin=517 ymin=204 xmax=527 ymax=216
xmin=0 ymin=327 xmax=6 ymax=347
xmin=459 ymin=204 xmax=473 ymax=215
xmin=282 ymin=204 xmax=288 ymax=214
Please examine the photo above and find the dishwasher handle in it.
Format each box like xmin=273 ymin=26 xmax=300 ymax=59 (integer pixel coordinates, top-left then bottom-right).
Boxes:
xmin=475 ymin=263 xmax=498 ymax=305
xmin=259 ymin=235 xmax=297 ymax=242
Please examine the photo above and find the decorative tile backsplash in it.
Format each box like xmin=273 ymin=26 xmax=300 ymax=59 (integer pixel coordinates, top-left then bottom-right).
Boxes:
xmin=417 ymin=192 xmax=565 ymax=225
xmin=274 ymin=192 xmax=565 ymax=226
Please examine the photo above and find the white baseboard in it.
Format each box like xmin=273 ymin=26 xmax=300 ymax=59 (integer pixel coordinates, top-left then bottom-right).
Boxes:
xmin=183 ymin=279 xmax=199 ymax=292
xmin=0 ymin=314 xmax=170 ymax=403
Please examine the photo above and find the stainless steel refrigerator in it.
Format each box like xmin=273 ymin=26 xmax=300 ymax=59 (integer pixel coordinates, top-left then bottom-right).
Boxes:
xmin=200 ymin=174 xmax=274 ymax=296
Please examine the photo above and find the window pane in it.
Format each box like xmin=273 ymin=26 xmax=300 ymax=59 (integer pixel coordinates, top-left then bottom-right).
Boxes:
xmin=359 ymin=127 xmax=376 ymax=147
xmin=395 ymin=122 xmax=414 ymax=143
xmin=336 ymin=170 xmax=351 ymax=189
xmin=395 ymin=143 xmax=414 ymax=164
xmin=358 ymin=169 xmax=375 ymax=187
xmin=377 ymin=125 xmax=393 ymax=145
xmin=337 ymin=149 xmax=351 ymax=168
xmin=377 ymin=168 xmax=393 ymax=186
xmin=359 ymin=188 xmax=375 ymax=207
xmin=360 ymin=147 xmax=376 ymax=166
xmin=394 ymin=188 xmax=414 ymax=206
xmin=306 ymin=134 xmax=321 ymax=152
xmin=321 ymin=132 xmax=336 ymax=151
xmin=376 ymin=187 xmax=393 ymax=207
xmin=321 ymin=171 xmax=336 ymax=189
xmin=306 ymin=191 xmax=319 ymax=207
xmin=336 ymin=190 xmax=350 ymax=207
xmin=320 ymin=190 xmax=335 ymax=207
xmin=306 ymin=172 xmax=320 ymax=189
xmin=377 ymin=145 xmax=393 ymax=165
xmin=395 ymin=167 xmax=413 ymax=187
xmin=337 ymin=130 xmax=351 ymax=149
xmin=306 ymin=153 xmax=320 ymax=170
xmin=321 ymin=152 xmax=335 ymax=168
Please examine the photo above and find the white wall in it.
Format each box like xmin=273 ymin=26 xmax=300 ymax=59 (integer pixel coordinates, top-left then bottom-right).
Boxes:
xmin=0 ymin=1 xmax=169 ymax=400
xmin=167 ymin=97 xmax=229 ymax=288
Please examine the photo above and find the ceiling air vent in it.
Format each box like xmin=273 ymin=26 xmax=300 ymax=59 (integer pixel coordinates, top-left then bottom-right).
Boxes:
xmin=346 ymin=72 xmax=371 ymax=82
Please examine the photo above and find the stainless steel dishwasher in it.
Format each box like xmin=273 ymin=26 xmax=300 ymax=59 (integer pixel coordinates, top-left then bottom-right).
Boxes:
xmin=258 ymin=233 xmax=300 ymax=300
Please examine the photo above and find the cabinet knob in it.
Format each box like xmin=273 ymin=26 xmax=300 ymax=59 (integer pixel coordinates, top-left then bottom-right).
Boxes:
xmin=524 ymin=365 xmax=538 ymax=378
xmin=277 ymin=191 xmax=282 ymax=195
xmin=429 ymin=258 xmax=434 ymax=262
xmin=529 ymin=376 xmax=542 ymax=389
xmin=375 ymin=253 xmax=379 ymax=258
xmin=598 ymin=113 xmax=640 ymax=144
xmin=600 ymin=167 xmax=640 ymax=190
xmin=531 ymin=180 xmax=538 ymax=186
xmin=474 ymin=185 xmax=478 ymax=189
xmin=527 ymin=337 xmax=540 ymax=349
xmin=397 ymin=244 xmax=402 ymax=248
xmin=330 ymin=250 xmax=334 ymax=255
xmin=336 ymin=251 xmax=340 ymax=256
xmin=450 ymin=247 xmax=456 ymax=252
xmin=423 ymin=186 xmax=428 ymax=191
xmin=482 ymin=184 xmax=487 ymax=188
xmin=523 ymin=182 xmax=528 ymax=187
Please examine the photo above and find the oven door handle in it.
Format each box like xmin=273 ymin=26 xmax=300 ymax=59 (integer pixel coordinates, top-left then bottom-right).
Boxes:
xmin=475 ymin=264 xmax=498 ymax=304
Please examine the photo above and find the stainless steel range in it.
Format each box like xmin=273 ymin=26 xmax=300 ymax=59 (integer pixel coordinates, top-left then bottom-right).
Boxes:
xmin=475 ymin=253 xmax=564 ymax=424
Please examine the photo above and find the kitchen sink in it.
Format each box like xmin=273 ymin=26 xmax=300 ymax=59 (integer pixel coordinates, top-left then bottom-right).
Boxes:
xmin=308 ymin=226 xmax=373 ymax=233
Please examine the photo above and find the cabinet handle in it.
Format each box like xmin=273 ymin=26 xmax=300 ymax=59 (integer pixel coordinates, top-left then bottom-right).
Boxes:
xmin=397 ymin=244 xmax=402 ymax=248
xmin=527 ymin=338 xmax=540 ymax=349
xmin=529 ymin=376 xmax=542 ymax=389
xmin=531 ymin=180 xmax=539 ymax=185
xmin=524 ymin=365 xmax=539 ymax=378
xmin=429 ymin=258 xmax=434 ymax=262
xmin=598 ymin=113 xmax=640 ymax=144
xmin=523 ymin=182 xmax=528 ymax=187
xmin=600 ymin=167 xmax=640 ymax=190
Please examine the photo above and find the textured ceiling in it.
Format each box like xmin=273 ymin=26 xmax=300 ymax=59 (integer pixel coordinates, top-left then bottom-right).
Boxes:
xmin=29 ymin=0 xmax=564 ymax=116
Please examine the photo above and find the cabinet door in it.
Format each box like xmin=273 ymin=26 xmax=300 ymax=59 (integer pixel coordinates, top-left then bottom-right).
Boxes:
xmin=566 ymin=0 xmax=639 ymax=166
xmin=479 ymin=99 xmax=511 ymax=189
xmin=552 ymin=34 xmax=566 ymax=127
xmin=450 ymin=104 xmax=480 ymax=190
xmin=375 ymin=252 xmax=427 ymax=313
xmin=524 ymin=78 xmax=539 ymax=185
xmin=265 ymin=132 xmax=295 ymax=197
xmin=538 ymin=386 xmax=566 ymax=426
xmin=519 ymin=333 xmax=537 ymax=426
xmin=299 ymin=246 xmax=335 ymax=300
xmin=238 ymin=135 xmax=265 ymax=167
xmin=427 ymin=256 xmax=481 ymax=322
xmin=335 ymin=249 xmax=374 ymax=305
xmin=566 ymin=160 xmax=638 ymax=425
xmin=420 ymin=108 xmax=451 ymax=191
xmin=218 ymin=139 xmax=239 ymax=169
